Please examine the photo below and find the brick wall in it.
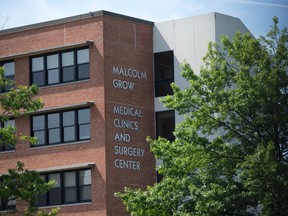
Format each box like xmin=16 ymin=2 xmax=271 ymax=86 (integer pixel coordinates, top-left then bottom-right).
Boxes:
xmin=103 ymin=15 xmax=155 ymax=216
xmin=0 ymin=12 xmax=155 ymax=216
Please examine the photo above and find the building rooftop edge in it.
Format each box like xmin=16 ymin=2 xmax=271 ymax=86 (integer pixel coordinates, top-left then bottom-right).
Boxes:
xmin=0 ymin=10 xmax=154 ymax=36
xmin=154 ymin=12 xmax=241 ymax=24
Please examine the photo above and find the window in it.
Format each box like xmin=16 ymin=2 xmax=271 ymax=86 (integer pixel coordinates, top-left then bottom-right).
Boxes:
xmin=31 ymin=48 xmax=89 ymax=87
xmin=156 ymin=111 xmax=175 ymax=141
xmin=0 ymin=119 xmax=15 ymax=152
xmin=31 ymin=108 xmax=90 ymax=147
xmin=154 ymin=51 xmax=174 ymax=97
xmin=35 ymin=169 xmax=91 ymax=207
xmin=156 ymin=170 xmax=163 ymax=183
xmin=0 ymin=196 xmax=16 ymax=211
xmin=0 ymin=61 xmax=15 ymax=93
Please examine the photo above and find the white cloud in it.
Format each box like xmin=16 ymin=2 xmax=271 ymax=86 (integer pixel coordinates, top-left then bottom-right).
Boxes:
xmin=231 ymin=0 xmax=288 ymax=8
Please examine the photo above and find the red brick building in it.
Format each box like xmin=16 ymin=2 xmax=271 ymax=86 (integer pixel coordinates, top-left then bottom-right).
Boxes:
xmin=0 ymin=11 xmax=155 ymax=216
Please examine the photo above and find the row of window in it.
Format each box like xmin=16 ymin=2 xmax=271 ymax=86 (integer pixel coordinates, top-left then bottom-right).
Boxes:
xmin=1 ymin=109 xmax=174 ymax=151
xmin=36 ymin=169 xmax=91 ymax=207
xmin=0 ymin=168 xmax=92 ymax=210
xmin=0 ymin=107 xmax=90 ymax=152
xmin=32 ymin=48 xmax=89 ymax=86
xmin=0 ymin=111 xmax=175 ymax=207
xmin=1 ymin=49 xmax=174 ymax=96
xmin=0 ymin=47 xmax=90 ymax=92
xmin=32 ymin=108 xmax=90 ymax=147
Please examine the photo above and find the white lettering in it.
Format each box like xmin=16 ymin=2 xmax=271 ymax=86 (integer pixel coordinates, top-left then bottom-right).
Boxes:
xmin=113 ymin=119 xmax=139 ymax=131
xmin=114 ymin=159 xmax=141 ymax=170
xmin=112 ymin=79 xmax=134 ymax=90
xmin=114 ymin=133 xmax=131 ymax=142
xmin=112 ymin=66 xmax=147 ymax=80
xmin=114 ymin=146 xmax=145 ymax=157
xmin=113 ymin=105 xmax=143 ymax=118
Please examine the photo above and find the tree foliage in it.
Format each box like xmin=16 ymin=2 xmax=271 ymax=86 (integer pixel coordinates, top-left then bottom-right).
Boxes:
xmin=117 ymin=17 xmax=288 ymax=216
xmin=0 ymin=162 xmax=58 ymax=216
xmin=0 ymin=67 xmax=57 ymax=215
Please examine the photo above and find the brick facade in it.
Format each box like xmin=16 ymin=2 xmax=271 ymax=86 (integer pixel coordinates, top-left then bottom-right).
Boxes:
xmin=0 ymin=11 xmax=155 ymax=216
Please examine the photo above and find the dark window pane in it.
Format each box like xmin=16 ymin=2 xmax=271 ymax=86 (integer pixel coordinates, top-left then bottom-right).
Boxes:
xmin=4 ymin=76 xmax=14 ymax=92
xmin=78 ymin=109 xmax=90 ymax=124
xmin=78 ymin=63 xmax=89 ymax=80
xmin=4 ymin=144 xmax=15 ymax=151
xmin=3 ymin=62 xmax=15 ymax=92
xmin=48 ymin=69 xmax=59 ymax=84
xmin=48 ymin=113 xmax=59 ymax=129
xmin=33 ymin=116 xmax=45 ymax=130
xmin=79 ymin=124 xmax=90 ymax=140
xmin=35 ymin=193 xmax=47 ymax=207
xmin=48 ymin=128 xmax=60 ymax=144
xmin=2 ymin=118 xmax=15 ymax=148
xmin=154 ymin=51 xmax=174 ymax=81
xmin=33 ymin=71 xmax=45 ymax=86
xmin=155 ymin=64 xmax=173 ymax=80
xmin=154 ymin=51 xmax=174 ymax=97
xmin=155 ymin=82 xmax=173 ymax=97
xmin=49 ymin=188 xmax=61 ymax=205
xmin=156 ymin=171 xmax=164 ymax=183
xmin=35 ymin=175 xmax=47 ymax=206
xmin=64 ymin=188 xmax=77 ymax=203
xmin=62 ymin=66 xmax=75 ymax=82
xmin=63 ymin=111 xmax=75 ymax=126
xmin=156 ymin=111 xmax=175 ymax=141
xmin=64 ymin=126 xmax=75 ymax=142
xmin=34 ymin=131 xmax=45 ymax=145
xmin=79 ymin=185 xmax=91 ymax=201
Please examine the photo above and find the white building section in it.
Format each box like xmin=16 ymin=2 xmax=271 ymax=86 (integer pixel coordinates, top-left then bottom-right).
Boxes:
xmin=153 ymin=12 xmax=251 ymax=170
xmin=154 ymin=12 xmax=250 ymax=120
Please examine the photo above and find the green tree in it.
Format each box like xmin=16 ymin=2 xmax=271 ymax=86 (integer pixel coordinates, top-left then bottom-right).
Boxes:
xmin=117 ymin=17 xmax=288 ymax=216
xmin=0 ymin=67 xmax=57 ymax=215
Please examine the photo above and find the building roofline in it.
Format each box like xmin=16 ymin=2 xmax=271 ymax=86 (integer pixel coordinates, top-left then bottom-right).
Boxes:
xmin=0 ymin=10 xmax=154 ymax=36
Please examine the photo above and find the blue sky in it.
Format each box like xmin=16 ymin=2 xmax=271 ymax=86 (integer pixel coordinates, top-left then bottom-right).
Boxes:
xmin=1 ymin=0 xmax=287 ymax=38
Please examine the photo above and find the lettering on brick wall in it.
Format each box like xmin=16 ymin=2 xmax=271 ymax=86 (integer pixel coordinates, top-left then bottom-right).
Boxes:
xmin=114 ymin=133 xmax=131 ymax=142
xmin=112 ymin=104 xmax=145 ymax=170
xmin=111 ymin=65 xmax=148 ymax=171
xmin=112 ymin=66 xmax=148 ymax=91
xmin=113 ymin=105 xmax=143 ymax=118
xmin=112 ymin=66 xmax=147 ymax=80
